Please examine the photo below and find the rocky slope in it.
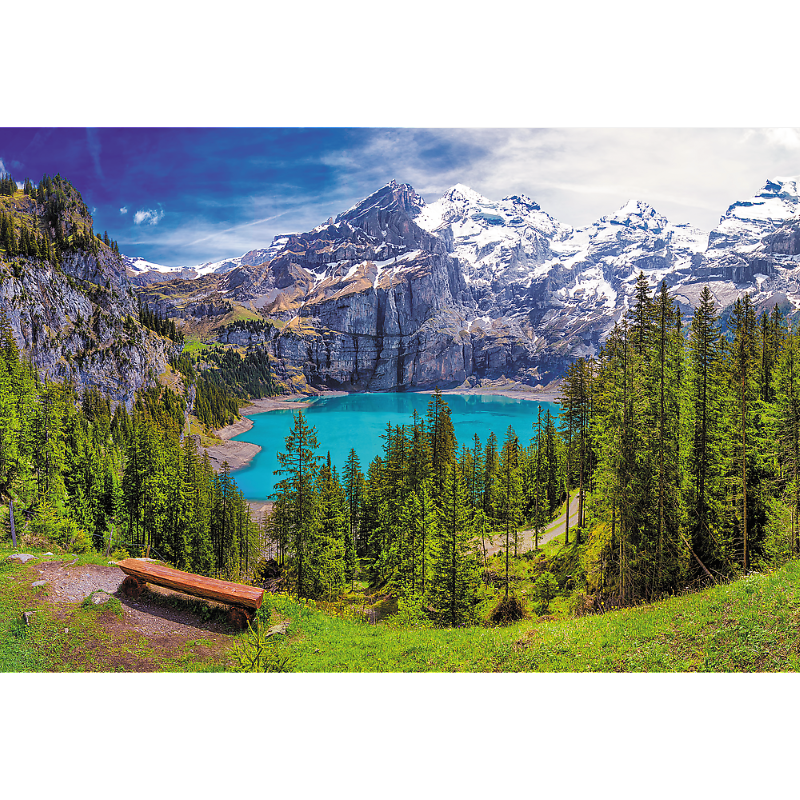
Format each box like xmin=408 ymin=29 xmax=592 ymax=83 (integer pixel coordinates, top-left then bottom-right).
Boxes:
xmin=1 ymin=179 xmax=177 ymax=407
xmin=135 ymin=175 xmax=800 ymax=393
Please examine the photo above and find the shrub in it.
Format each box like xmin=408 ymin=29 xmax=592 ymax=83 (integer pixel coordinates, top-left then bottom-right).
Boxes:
xmin=533 ymin=571 xmax=559 ymax=613
xmin=232 ymin=620 xmax=294 ymax=673
xmin=29 ymin=502 xmax=91 ymax=553
xmin=489 ymin=594 xmax=525 ymax=624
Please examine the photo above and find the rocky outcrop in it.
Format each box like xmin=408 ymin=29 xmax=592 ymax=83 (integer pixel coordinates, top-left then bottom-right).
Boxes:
xmin=0 ymin=253 xmax=176 ymax=408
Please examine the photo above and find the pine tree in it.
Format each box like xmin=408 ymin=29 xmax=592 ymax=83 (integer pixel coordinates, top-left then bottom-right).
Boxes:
xmin=309 ymin=454 xmax=347 ymax=600
xmin=342 ymin=448 xmax=364 ymax=585
xmin=687 ymin=286 xmax=730 ymax=579
xmin=773 ymin=323 xmax=800 ymax=556
xmin=483 ymin=430 xmax=499 ymax=520
xmin=32 ymin=382 xmax=67 ymax=503
xmin=0 ymin=330 xmax=21 ymax=503
xmin=430 ymin=456 xmax=480 ymax=626
xmin=496 ymin=425 xmax=523 ymax=595
xmin=529 ymin=406 xmax=547 ymax=549
xmin=273 ymin=410 xmax=320 ymax=598
xmin=560 ymin=359 xmax=593 ymax=543
xmin=651 ymin=280 xmax=685 ymax=594
xmin=630 ymin=271 xmax=655 ymax=357
xmin=727 ymin=294 xmax=759 ymax=571
xmin=426 ymin=388 xmax=456 ymax=495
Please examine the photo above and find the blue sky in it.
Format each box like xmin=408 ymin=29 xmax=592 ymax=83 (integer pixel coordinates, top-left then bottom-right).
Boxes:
xmin=2 ymin=127 xmax=800 ymax=267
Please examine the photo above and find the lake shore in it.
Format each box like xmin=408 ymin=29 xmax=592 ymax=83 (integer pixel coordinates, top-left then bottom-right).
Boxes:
xmin=204 ymin=392 xmax=347 ymax=473
xmin=202 ymin=392 xmax=347 ymax=518
xmin=203 ymin=383 xmax=559 ymax=515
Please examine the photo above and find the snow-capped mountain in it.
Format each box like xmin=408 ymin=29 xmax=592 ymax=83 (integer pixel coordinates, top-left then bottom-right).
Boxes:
xmin=134 ymin=176 xmax=800 ymax=392
xmin=416 ymin=184 xmax=573 ymax=293
xmin=711 ymin=177 xmax=800 ymax=258
xmin=124 ymin=240 xmax=288 ymax=285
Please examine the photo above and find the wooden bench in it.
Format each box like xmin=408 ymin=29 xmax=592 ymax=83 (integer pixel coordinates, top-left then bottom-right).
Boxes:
xmin=116 ymin=558 xmax=263 ymax=630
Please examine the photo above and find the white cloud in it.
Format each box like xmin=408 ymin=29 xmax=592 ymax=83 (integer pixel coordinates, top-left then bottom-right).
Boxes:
xmin=315 ymin=129 xmax=800 ymax=233
xmin=134 ymin=208 xmax=165 ymax=226
xmin=120 ymin=207 xmax=128 ymax=215
xmin=763 ymin=128 xmax=800 ymax=151
xmin=16 ymin=181 xmax=23 ymax=190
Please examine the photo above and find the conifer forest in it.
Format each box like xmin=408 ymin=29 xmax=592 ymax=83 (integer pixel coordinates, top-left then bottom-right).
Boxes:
xmin=4 ymin=269 xmax=800 ymax=627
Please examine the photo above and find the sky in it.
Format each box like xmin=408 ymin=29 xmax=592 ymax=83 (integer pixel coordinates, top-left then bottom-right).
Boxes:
xmin=2 ymin=127 xmax=799 ymax=267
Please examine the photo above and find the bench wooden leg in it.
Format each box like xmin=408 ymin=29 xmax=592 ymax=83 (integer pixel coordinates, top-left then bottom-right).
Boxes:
xmin=227 ymin=607 xmax=253 ymax=631
xmin=121 ymin=576 xmax=144 ymax=599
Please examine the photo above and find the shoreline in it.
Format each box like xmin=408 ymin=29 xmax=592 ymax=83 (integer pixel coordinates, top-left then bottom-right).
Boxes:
xmin=200 ymin=392 xmax=347 ymax=520
xmin=203 ymin=384 xmax=560 ymax=517
xmin=201 ymin=393 xmax=341 ymax=475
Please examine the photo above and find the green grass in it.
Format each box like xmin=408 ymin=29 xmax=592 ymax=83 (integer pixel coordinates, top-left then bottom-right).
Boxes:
xmin=182 ymin=335 xmax=210 ymax=355
xmin=261 ymin=560 xmax=800 ymax=672
xmin=224 ymin=304 xmax=263 ymax=324
xmin=261 ymin=594 xmax=517 ymax=672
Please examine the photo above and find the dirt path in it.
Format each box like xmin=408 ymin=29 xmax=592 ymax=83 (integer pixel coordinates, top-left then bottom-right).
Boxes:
xmin=481 ymin=492 xmax=581 ymax=556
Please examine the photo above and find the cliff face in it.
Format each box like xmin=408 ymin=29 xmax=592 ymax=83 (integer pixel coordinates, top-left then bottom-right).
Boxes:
xmin=214 ymin=182 xmax=558 ymax=391
xmin=0 ymin=254 xmax=177 ymax=408
xmin=221 ymin=185 xmax=615 ymax=388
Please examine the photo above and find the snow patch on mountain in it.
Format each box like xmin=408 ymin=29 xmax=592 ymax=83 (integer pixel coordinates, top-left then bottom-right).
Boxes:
xmin=709 ymin=176 xmax=800 ymax=259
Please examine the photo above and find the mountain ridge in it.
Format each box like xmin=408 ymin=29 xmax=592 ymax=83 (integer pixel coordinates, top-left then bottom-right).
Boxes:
xmin=14 ymin=173 xmax=792 ymax=396
xmin=0 ymin=174 xmax=179 ymax=408
xmin=130 ymin=175 xmax=800 ymax=392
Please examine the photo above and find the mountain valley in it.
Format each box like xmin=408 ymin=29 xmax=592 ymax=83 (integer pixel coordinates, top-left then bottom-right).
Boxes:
xmin=4 ymin=171 xmax=800 ymax=403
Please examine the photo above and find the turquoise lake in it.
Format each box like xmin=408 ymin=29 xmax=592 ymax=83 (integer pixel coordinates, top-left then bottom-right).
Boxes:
xmin=230 ymin=393 xmax=559 ymax=501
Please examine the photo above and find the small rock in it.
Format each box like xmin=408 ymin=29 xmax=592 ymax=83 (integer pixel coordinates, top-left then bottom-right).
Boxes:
xmin=32 ymin=580 xmax=47 ymax=587
xmin=43 ymin=552 xmax=53 ymax=556
xmin=89 ymin=591 xmax=113 ymax=605
xmin=266 ymin=622 xmax=290 ymax=637
xmin=8 ymin=554 xmax=36 ymax=563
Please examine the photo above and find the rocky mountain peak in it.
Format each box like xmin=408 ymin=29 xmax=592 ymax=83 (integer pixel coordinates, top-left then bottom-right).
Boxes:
xmin=706 ymin=175 xmax=800 ymax=277
xmin=599 ymin=200 xmax=670 ymax=233
xmin=122 ymin=173 xmax=800 ymax=394
xmin=335 ymin=180 xmax=425 ymax=228
xmin=720 ymin=175 xmax=800 ymax=227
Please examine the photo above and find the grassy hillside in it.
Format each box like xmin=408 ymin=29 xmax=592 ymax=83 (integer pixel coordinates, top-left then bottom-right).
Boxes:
xmin=249 ymin=559 xmax=800 ymax=672
xmin=4 ymin=542 xmax=799 ymax=672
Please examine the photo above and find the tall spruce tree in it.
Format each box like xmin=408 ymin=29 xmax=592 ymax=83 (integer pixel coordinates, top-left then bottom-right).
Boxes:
xmin=431 ymin=455 xmax=480 ymax=626
xmin=273 ymin=410 xmax=320 ymax=598
xmin=687 ymin=286 xmax=730 ymax=579
xmin=310 ymin=454 xmax=348 ymax=600
xmin=496 ymin=425 xmax=523 ymax=594
xmin=727 ymin=294 xmax=759 ymax=571
xmin=773 ymin=323 xmax=800 ymax=556
xmin=426 ymin=388 xmax=456 ymax=495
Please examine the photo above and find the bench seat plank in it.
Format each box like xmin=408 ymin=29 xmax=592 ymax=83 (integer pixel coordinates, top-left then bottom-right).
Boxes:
xmin=116 ymin=558 xmax=263 ymax=610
